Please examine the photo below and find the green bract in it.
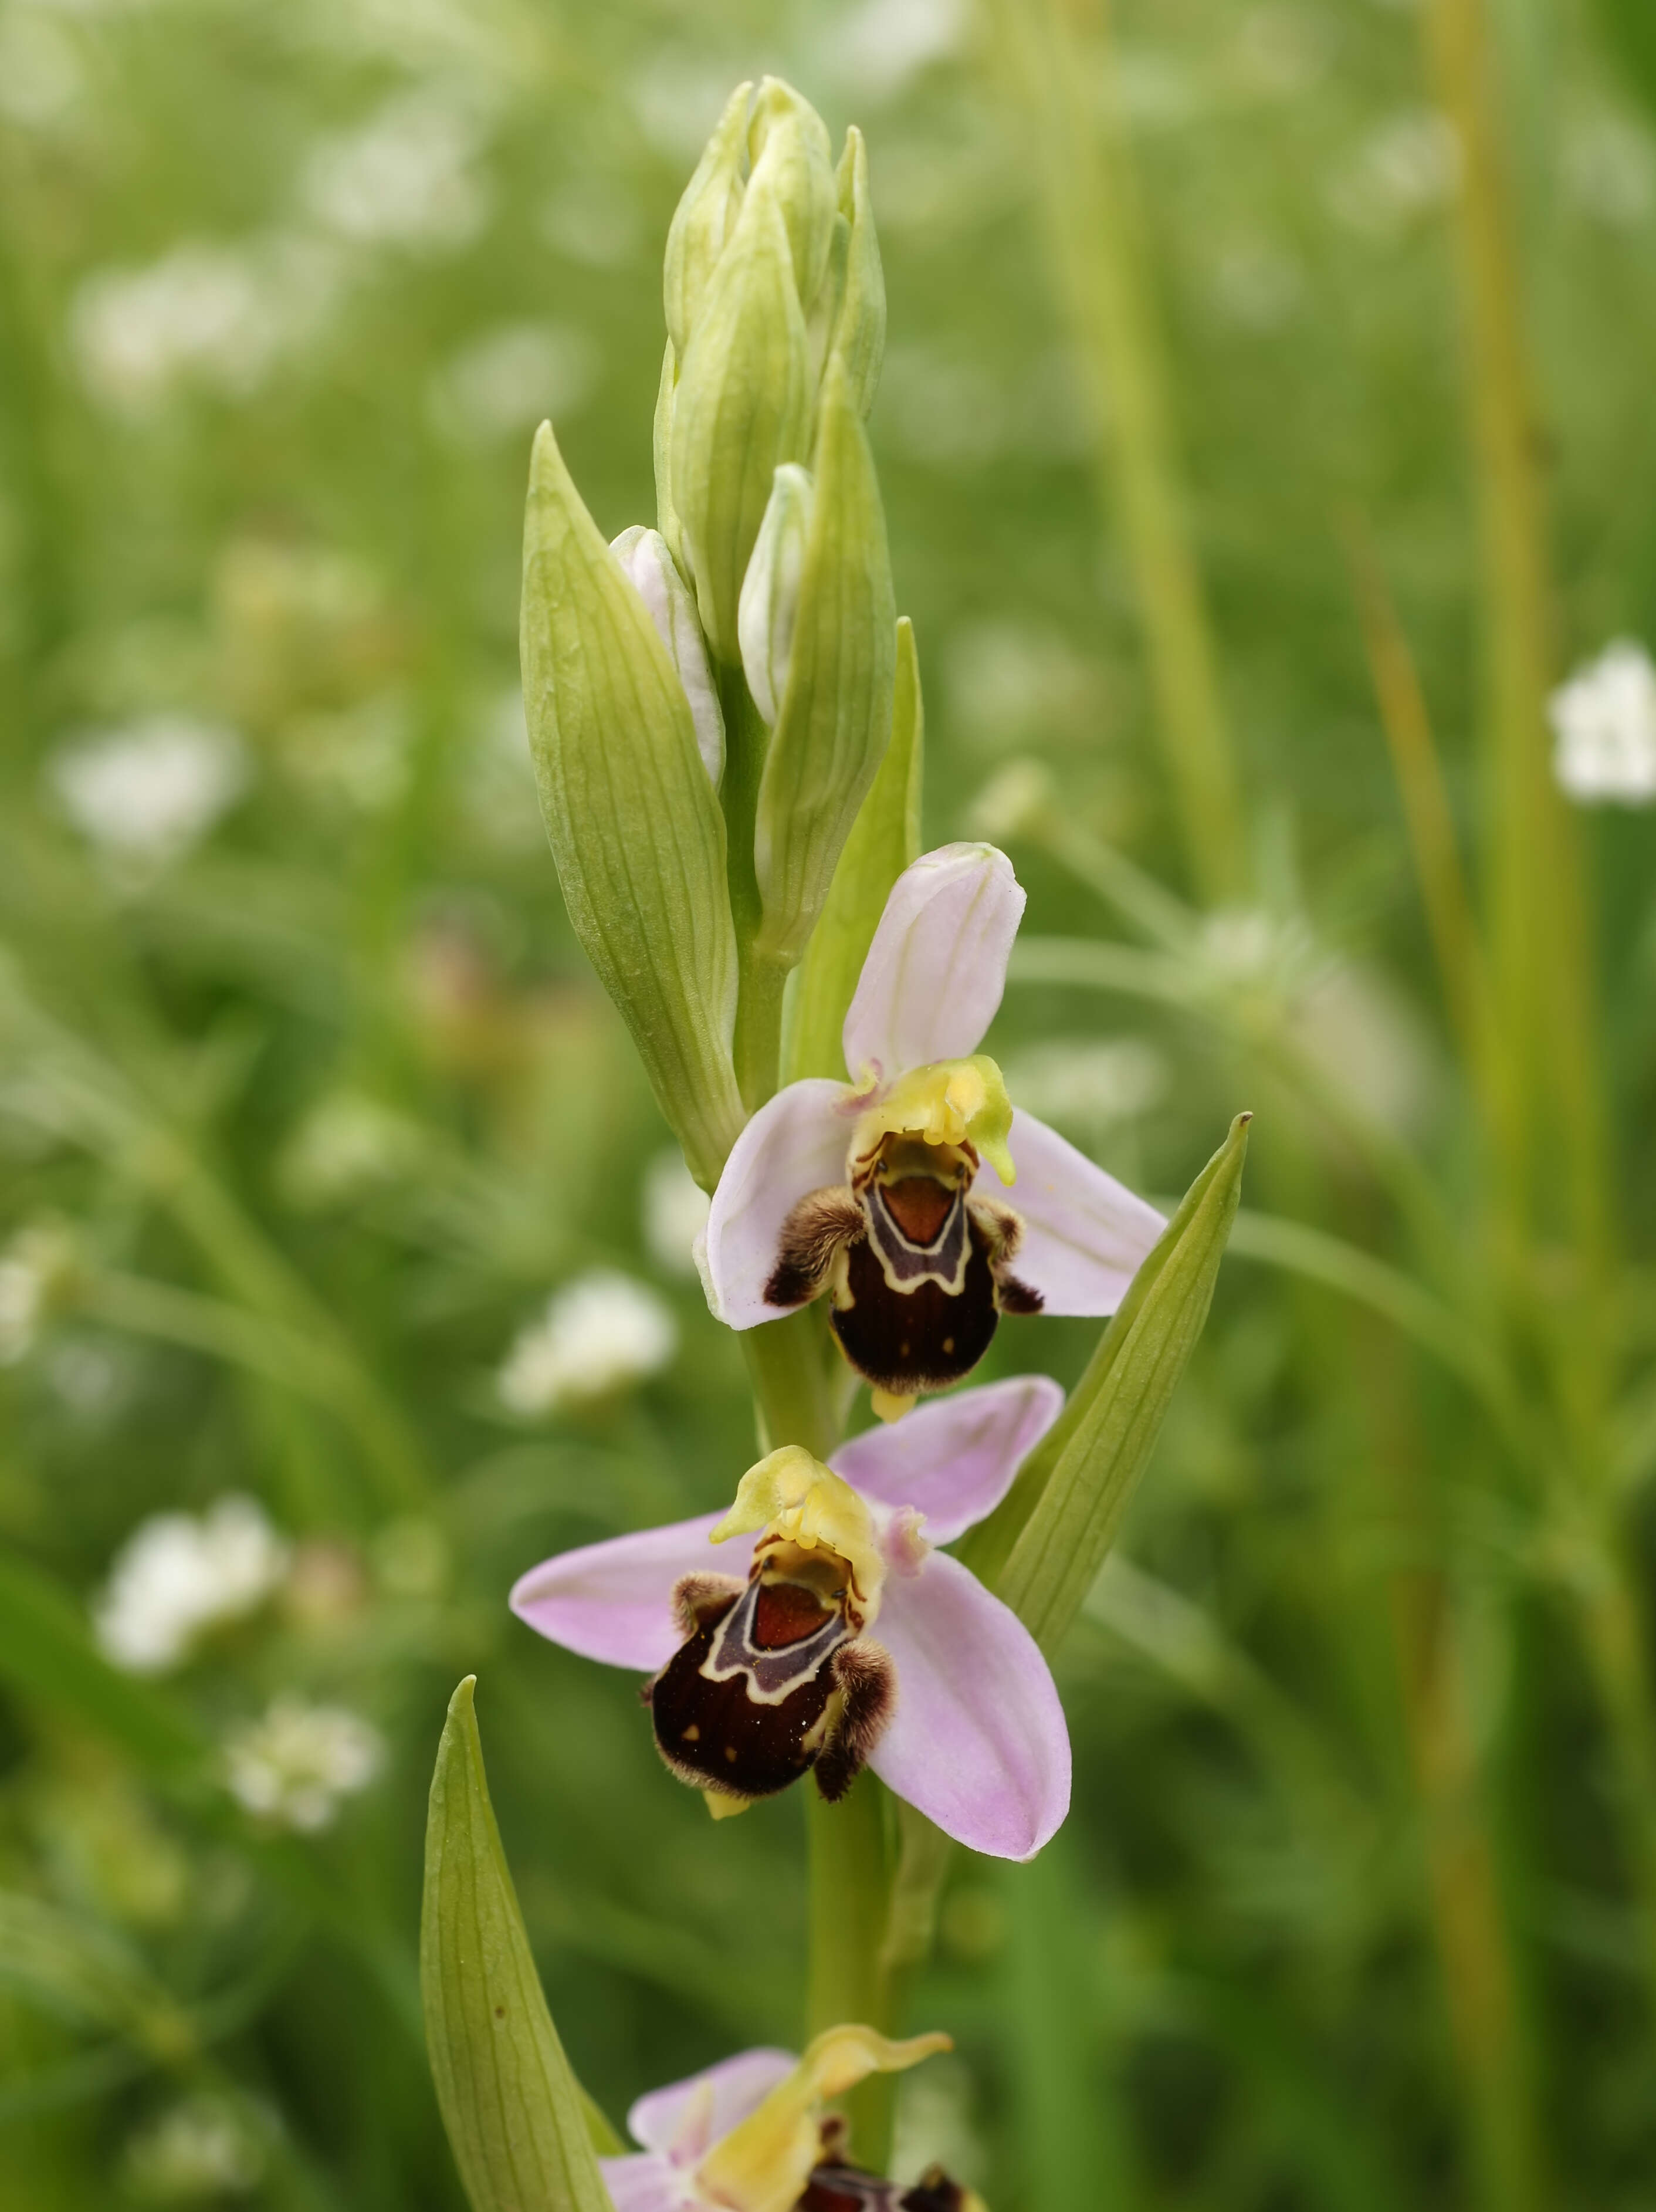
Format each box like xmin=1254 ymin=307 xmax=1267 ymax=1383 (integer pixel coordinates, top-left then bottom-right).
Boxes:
xmin=785 ymin=615 xmax=924 ymax=1084
xmin=752 ymin=361 xmax=898 ymax=966
xmin=521 ymin=423 xmax=745 ymax=1190
xmin=421 ymin=1678 xmax=619 ymax=2212
xmin=966 ymin=1113 xmax=1251 ymax=1641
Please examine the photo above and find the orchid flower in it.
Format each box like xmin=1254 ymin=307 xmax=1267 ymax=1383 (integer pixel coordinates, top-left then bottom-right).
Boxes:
xmin=511 ymin=1376 xmax=1070 ymax=1859
xmin=701 ymin=843 xmax=1166 ymax=1416
xmin=600 ymin=2025 xmax=981 ymax=2212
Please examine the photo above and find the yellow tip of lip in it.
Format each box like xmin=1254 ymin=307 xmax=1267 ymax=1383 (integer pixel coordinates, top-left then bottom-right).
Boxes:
xmin=703 ymin=1789 xmax=753 ymax=1822
xmin=871 ymin=1388 xmax=917 ymax=1423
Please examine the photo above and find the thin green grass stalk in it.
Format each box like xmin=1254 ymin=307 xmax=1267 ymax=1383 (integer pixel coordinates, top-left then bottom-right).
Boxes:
xmin=983 ymin=0 xmax=1245 ymax=905
xmin=1422 ymin=0 xmax=1608 ymax=1291
xmin=1343 ymin=525 xmax=1498 ymax=1091
xmin=1357 ymin=1329 xmax=1546 ymax=2212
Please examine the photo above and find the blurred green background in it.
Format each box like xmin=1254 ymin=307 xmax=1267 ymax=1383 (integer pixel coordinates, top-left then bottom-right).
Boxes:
xmin=4 ymin=0 xmax=1656 ymax=2205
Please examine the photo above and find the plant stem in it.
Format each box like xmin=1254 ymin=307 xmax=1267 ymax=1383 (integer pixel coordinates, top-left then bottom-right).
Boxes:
xmin=984 ymin=0 xmax=1245 ymax=904
xmin=718 ymin=663 xmax=790 ymax=1112
xmin=807 ymin=1786 xmax=898 ymax=2167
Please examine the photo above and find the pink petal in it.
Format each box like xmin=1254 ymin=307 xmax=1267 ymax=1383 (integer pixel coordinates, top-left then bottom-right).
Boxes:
xmin=625 ymin=2047 xmax=798 ymax=2159
xmin=984 ymin=1109 xmax=1164 ymax=1315
xmin=841 ymin=844 xmax=1025 ymax=1085
xmin=870 ymin=1552 xmax=1071 ymax=1861
xmin=831 ymin=1375 xmax=1065 ymax=1544
xmin=509 ymin=1516 xmax=753 ymax=1671
xmin=599 ymin=2154 xmax=679 ymax=2212
xmin=702 ymin=1079 xmax=853 ymax=1328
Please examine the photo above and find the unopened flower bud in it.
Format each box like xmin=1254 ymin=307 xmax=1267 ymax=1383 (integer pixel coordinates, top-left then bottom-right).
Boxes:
xmin=611 ymin=525 xmax=725 ymax=786
xmin=656 ymin=77 xmax=883 ymax=665
xmin=744 ymin=78 xmax=838 ymax=316
xmin=737 ymin=464 xmax=814 ymax=728
xmin=753 ymin=359 xmax=897 ymax=965
xmin=662 ymin=80 xmax=751 ymax=360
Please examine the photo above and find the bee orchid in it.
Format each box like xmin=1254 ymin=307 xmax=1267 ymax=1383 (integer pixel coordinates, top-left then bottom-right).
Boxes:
xmin=700 ymin=843 xmax=1164 ymax=1416
xmin=510 ymin=1377 xmax=1070 ymax=1859
xmin=600 ymin=2027 xmax=978 ymax=2212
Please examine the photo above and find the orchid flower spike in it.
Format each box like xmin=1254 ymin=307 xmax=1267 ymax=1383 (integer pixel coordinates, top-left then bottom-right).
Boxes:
xmin=512 ymin=1376 xmax=1070 ymax=1858
xmin=600 ymin=2027 xmax=982 ymax=2212
xmin=702 ymin=843 xmax=1166 ymax=1417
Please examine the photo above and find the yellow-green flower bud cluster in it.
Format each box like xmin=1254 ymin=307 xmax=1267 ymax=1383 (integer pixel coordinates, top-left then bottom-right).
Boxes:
xmin=520 ymin=76 xmax=902 ymax=1185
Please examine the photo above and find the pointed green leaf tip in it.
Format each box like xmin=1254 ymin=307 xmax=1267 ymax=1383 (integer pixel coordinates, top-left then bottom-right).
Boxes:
xmin=521 ymin=422 xmax=744 ymax=1189
xmin=966 ymin=1114 xmax=1252 ymax=1644
xmin=422 ymin=1677 xmax=619 ymax=2212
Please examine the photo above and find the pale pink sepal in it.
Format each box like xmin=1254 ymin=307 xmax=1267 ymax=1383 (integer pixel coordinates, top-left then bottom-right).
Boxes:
xmin=869 ymin=1550 xmax=1071 ymax=1861
xmin=831 ymin=1375 xmax=1064 ymax=1544
xmin=841 ymin=844 xmax=1025 ymax=1086
xmin=983 ymin=1110 xmax=1164 ymax=1316
xmin=597 ymin=2154 xmax=679 ymax=2212
xmin=626 ymin=2046 xmax=797 ymax=2159
xmin=509 ymin=1516 xmax=754 ymax=1671
xmin=700 ymin=1078 xmax=852 ymax=1328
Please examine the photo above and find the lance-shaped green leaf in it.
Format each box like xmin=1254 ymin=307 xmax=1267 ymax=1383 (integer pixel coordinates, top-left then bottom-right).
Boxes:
xmin=827 ymin=126 xmax=885 ymax=417
xmin=662 ymin=80 xmax=751 ymax=359
xmin=523 ymin=424 xmax=744 ymax=1189
xmin=669 ymin=177 xmax=814 ymax=665
xmin=422 ymin=1677 xmax=619 ymax=2212
xmin=783 ymin=615 xmax=923 ymax=1083
xmin=751 ymin=360 xmax=898 ymax=967
xmin=964 ymin=1113 xmax=1251 ymax=1644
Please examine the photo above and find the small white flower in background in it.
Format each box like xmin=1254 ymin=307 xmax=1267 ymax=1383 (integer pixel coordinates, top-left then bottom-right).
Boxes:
xmin=224 ymin=1697 xmax=384 ymax=1832
xmin=1562 ymin=114 xmax=1656 ymax=230
xmin=499 ymin=1270 xmax=678 ymax=1417
xmin=1330 ymin=111 xmax=1460 ymax=239
xmin=302 ymin=90 xmax=491 ymax=252
xmin=1549 ymin=640 xmax=1656 ymax=806
xmin=642 ymin=1149 xmax=712 ymax=1279
xmin=811 ymin=0 xmax=967 ymax=103
xmin=49 ymin=715 xmax=248 ymax=869
xmin=125 ymin=2092 xmax=270 ymax=2202
xmin=429 ymin=320 xmax=600 ymax=443
xmin=94 ymin=1496 xmax=290 ymax=1675
xmin=0 ymin=1252 xmax=47 ymax=1365
xmin=277 ymin=1088 xmax=424 ymax=1210
xmin=71 ymin=234 xmax=341 ymax=414
xmin=0 ymin=1222 xmax=77 ymax=1366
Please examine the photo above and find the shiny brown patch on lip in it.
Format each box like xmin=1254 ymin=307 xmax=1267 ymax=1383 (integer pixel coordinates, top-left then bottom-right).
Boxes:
xmin=881 ymin=1174 xmax=955 ymax=1247
xmin=753 ymin=1579 xmax=835 ymax=1650
xmin=831 ymin=1220 xmax=1001 ymax=1395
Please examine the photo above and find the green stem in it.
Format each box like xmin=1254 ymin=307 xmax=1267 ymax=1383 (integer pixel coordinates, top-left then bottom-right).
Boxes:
xmin=807 ymin=1786 xmax=896 ymax=2168
xmin=717 ymin=662 xmax=790 ymax=1112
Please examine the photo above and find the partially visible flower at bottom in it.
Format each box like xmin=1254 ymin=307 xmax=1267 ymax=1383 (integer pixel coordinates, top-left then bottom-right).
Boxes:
xmin=498 ymin=1269 xmax=678 ymax=1416
xmin=512 ymin=1376 xmax=1071 ymax=1859
xmin=223 ymin=1697 xmax=383 ymax=1832
xmin=601 ymin=2026 xmax=982 ymax=2212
